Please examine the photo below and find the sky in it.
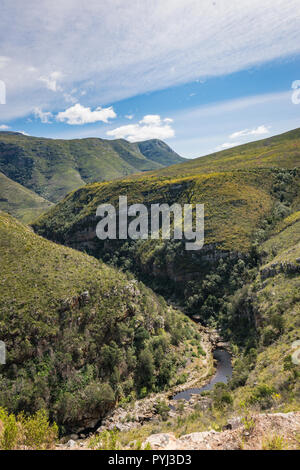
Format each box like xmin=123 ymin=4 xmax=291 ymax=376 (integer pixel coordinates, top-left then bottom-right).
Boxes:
xmin=1 ymin=0 xmax=300 ymax=157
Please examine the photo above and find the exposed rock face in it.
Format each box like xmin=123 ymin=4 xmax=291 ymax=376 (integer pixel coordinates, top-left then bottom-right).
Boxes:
xmin=260 ymin=260 xmax=300 ymax=280
xmin=143 ymin=412 xmax=300 ymax=450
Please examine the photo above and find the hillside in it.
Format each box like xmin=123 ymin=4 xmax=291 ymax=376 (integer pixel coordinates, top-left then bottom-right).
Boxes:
xmin=32 ymin=127 xmax=300 ymax=344
xmin=33 ymin=129 xmax=300 ymax=301
xmin=0 ymin=171 xmax=53 ymax=223
xmin=0 ymin=211 xmax=204 ymax=432
xmin=61 ymin=214 xmax=300 ymax=449
xmin=0 ymin=132 xmax=184 ymax=203
xmin=142 ymin=127 xmax=300 ymax=179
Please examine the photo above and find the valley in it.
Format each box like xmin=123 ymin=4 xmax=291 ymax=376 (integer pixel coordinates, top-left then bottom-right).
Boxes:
xmin=0 ymin=128 xmax=299 ymax=450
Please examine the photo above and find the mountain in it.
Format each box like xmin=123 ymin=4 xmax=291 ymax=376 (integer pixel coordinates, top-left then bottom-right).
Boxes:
xmin=33 ymin=127 xmax=300 ymax=257
xmin=135 ymin=139 xmax=185 ymax=166
xmin=0 ymin=211 xmax=203 ymax=431
xmin=32 ymin=126 xmax=300 ymax=382
xmin=146 ymin=126 xmax=300 ymax=178
xmin=0 ymin=131 xmax=184 ymax=204
xmin=0 ymin=171 xmax=53 ymax=223
xmin=31 ymin=128 xmax=300 ymax=443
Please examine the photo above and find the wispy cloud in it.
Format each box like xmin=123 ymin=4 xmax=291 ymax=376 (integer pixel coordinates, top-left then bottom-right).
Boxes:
xmin=38 ymin=71 xmax=63 ymax=92
xmin=56 ymin=103 xmax=116 ymax=125
xmin=107 ymin=115 xmax=174 ymax=142
xmin=1 ymin=1 xmax=300 ymax=120
xmin=215 ymin=125 xmax=271 ymax=151
xmin=0 ymin=124 xmax=10 ymax=130
xmin=229 ymin=125 xmax=270 ymax=139
xmin=215 ymin=141 xmax=243 ymax=151
xmin=34 ymin=107 xmax=53 ymax=124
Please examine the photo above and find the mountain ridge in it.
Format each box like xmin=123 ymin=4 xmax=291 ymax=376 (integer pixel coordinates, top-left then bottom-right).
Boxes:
xmin=0 ymin=132 xmax=184 ymax=205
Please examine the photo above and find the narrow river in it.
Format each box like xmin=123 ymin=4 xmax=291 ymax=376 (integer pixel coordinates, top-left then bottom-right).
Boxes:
xmin=172 ymin=349 xmax=232 ymax=402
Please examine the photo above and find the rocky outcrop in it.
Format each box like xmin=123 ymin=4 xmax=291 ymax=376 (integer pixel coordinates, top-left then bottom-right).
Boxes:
xmin=143 ymin=412 xmax=300 ymax=450
xmin=260 ymin=260 xmax=300 ymax=280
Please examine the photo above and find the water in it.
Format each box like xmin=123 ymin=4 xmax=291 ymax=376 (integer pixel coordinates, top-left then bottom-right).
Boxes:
xmin=172 ymin=349 xmax=232 ymax=401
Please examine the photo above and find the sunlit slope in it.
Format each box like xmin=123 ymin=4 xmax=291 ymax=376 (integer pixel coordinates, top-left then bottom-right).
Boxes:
xmin=0 ymin=132 xmax=184 ymax=203
xmin=0 ymin=171 xmax=53 ymax=223
xmin=145 ymin=127 xmax=300 ymax=180
xmin=33 ymin=167 xmax=298 ymax=253
xmin=0 ymin=212 xmax=200 ymax=429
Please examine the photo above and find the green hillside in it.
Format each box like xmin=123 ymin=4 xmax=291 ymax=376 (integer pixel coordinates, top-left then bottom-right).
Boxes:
xmin=228 ymin=211 xmax=300 ymax=408
xmin=33 ymin=127 xmax=300 ymax=330
xmin=33 ymin=129 xmax=300 ymax=259
xmin=0 ymin=171 xmax=53 ymax=223
xmin=135 ymin=139 xmax=185 ymax=166
xmin=0 ymin=132 xmax=184 ymax=203
xmin=145 ymin=127 xmax=300 ymax=179
xmin=0 ymin=211 xmax=203 ymax=431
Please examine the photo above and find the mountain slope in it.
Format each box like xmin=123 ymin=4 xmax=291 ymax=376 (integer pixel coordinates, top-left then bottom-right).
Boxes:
xmin=143 ymin=127 xmax=300 ymax=180
xmin=0 ymin=131 xmax=184 ymax=203
xmin=33 ymin=127 xmax=300 ymax=330
xmin=0 ymin=211 xmax=203 ymax=431
xmin=0 ymin=171 xmax=53 ymax=223
xmin=136 ymin=139 xmax=184 ymax=166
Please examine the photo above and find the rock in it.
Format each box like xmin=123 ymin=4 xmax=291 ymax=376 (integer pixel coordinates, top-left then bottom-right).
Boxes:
xmin=69 ymin=433 xmax=79 ymax=441
xmin=223 ymin=416 xmax=242 ymax=430
xmin=66 ymin=439 xmax=77 ymax=449
xmin=144 ymin=433 xmax=177 ymax=450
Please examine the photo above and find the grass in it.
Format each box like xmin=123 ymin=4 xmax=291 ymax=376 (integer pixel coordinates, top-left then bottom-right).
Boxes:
xmin=0 ymin=131 xmax=184 ymax=203
xmin=33 ymin=128 xmax=300 ymax=256
xmin=0 ymin=211 xmax=202 ymax=430
xmin=0 ymin=171 xmax=53 ymax=223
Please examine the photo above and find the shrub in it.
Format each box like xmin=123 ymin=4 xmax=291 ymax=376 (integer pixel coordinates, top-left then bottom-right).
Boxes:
xmin=89 ymin=429 xmax=119 ymax=450
xmin=0 ymin=408 xmax=19 ymax=450
xmin=22 ymin=410 xmax=58 ymax=450
xmin=0 ymin=407 xmax=58 ymax=450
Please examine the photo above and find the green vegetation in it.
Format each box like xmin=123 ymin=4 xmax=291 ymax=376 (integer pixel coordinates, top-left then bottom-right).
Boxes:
xmin=32 ymin=127 xmax=300 ymax=420
xmin=1 ymin=127 xmax=300 ymax=445
xmin=0 ymin=211 xmax=201 ymax=431
xmin=0 ymin=407 xmax=58 ymax=450
xmin=0 ymin=171 xmax=53 ymax=223
xmin=228 ymin=213 xmax=300 ymax=408
xmin=0 ymin=131 xmax=184 ymax=203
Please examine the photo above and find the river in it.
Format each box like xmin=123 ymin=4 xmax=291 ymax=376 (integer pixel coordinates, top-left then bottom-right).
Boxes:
xmin=172 ymin=349 xmax=232 ymax=402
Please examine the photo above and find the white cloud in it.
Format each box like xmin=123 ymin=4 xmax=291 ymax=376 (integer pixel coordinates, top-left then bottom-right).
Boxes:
xmin=34 ymin=107 xmax=53 ymax=123
xmin=0 ymin=56 xmax=10 ymax=69
xmin=125 ymin=114 xmax=134 ymax=120
xmin=17 ymin=130 xmax=29 ymax=136
xmin=1 ymin=0 xmax=300 ymax=121
xmin=39 ymin=71 xmax=63 ymax=92
xmin=63 ymin=93 xmax=78 ymax=104
xmin=56 ymin=103 xmax=116 ymax=125
xmin=215 ymin=124 xmax=271 ymax=151
xmin=107 ymin=115 xmax=174 ymax=142
xmin=215 ymin=141 xmax=243 ymax=151
xmin=0 ymin=124 xmax=10 ymax=129
xmin=229 ymin=125 xmax=270 ymax=139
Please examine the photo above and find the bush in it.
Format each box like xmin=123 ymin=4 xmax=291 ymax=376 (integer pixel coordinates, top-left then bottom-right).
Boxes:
xmin=89 ymin=429 xmax=119 ymax=450
xmin=0 ymin=408 xmax=19 ymax=450
xmin=0 ymin=407 xmax=58 ymax=450
xmin=155 ymin=400 xmax=170 ymax=421
xmin=22 ymin=409 xmax=58 ymax=450
xmin=249 ymin=384 xmax=275 ymax=409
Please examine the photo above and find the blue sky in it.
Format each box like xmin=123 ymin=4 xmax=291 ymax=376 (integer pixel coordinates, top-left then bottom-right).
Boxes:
xmin=1 ymin=0 xmax=300 ymax=157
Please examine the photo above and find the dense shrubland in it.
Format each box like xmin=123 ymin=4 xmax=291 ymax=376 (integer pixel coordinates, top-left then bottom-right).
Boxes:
xmin=0 ymin=212 xmax=202 ymax=432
